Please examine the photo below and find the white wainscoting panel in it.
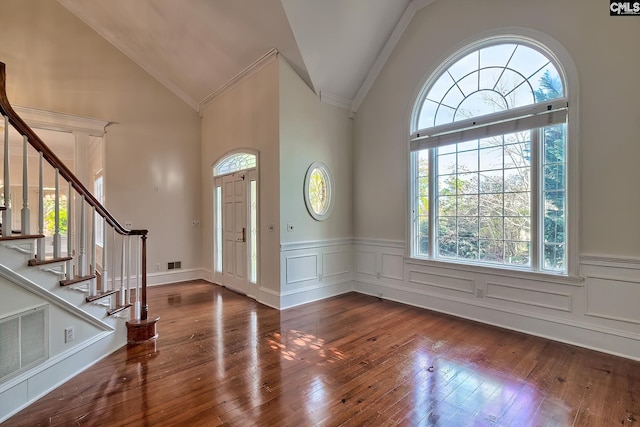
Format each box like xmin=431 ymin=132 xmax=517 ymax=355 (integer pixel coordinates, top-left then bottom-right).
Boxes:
xmin=277 ymin=239 xmax=354 ymax=309
xmin=356 ymin=250 xmax=377 ymax=276
xmin=485 ymin=282 xmax=572 ymax=312
xmin=285 ymin=254 xmax=319 ymax=285
xmin=354 ymin=240 xmax=640 ymax=360
xmin=381 ymin=253 xmax=404 ymax=281
xmin=323 ymin=250 xmax=351 ymax=278
xmin=585 ymin=276 xmax=640 ymax=325
xmin=409 ymin=270 xmax=475 ymax=295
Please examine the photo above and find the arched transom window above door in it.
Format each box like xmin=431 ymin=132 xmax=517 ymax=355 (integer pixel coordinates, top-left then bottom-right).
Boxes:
xmin=214 ymin=152 xmax=256 ymax=176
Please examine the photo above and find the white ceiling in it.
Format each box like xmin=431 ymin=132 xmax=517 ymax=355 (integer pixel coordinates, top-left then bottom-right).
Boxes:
xmin=57 ymin=0 xmax=436 ymax=114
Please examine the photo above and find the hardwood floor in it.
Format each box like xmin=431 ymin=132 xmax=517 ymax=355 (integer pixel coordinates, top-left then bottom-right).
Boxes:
xmin=3 ymin=280 xmax=639 ymax=426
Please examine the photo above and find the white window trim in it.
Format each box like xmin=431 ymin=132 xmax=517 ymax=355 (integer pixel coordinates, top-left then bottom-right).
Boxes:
xmin=304 ymin=162 xmax=334 ymax=221
xmin=406 ymin=28 xmax=580 ymax=279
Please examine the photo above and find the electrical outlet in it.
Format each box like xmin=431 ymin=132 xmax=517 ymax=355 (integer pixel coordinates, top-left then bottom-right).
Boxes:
xmin=124 ymin=221 xmax=133 ymax=228
xmin=156 ymin=263 xmax=160 ymax=271
xmin=65 ymin=327 xmax=74 ymax=343
xmin=191 ymin=220 xmax=200 ymax=228
xmin=476 ymin=288 xmax=484 ymax=298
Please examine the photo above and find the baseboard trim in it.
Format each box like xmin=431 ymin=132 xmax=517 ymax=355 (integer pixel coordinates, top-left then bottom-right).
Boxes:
xmin=280 ymin=282 xmax=353 ymax=310
xmin=147 ymin=268 xmax=207 ymax=286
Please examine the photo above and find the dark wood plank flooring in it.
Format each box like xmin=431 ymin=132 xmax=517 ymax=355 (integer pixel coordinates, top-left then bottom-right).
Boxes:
xmin=3 ymin=280 xmax=639 ymax=426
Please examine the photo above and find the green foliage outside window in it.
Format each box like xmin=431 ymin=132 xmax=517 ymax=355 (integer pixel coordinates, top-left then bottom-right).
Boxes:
xmin=43 ymin=196 xmax=68 ymax=236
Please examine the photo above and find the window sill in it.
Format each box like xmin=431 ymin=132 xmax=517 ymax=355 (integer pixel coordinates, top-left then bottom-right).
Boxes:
xmin=405 ymin=256 xmax=584 ymax=286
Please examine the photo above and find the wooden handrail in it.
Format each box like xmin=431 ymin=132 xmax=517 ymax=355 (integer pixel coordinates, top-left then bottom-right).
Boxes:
xmin=0 ymin=62 xmax=149 ymax=322
xmin=0 ymin=63 xmax=146 ymax=237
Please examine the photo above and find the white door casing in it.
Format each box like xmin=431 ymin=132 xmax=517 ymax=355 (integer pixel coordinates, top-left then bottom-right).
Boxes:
xmin=213 ymin=151 xmax=258 ymax=297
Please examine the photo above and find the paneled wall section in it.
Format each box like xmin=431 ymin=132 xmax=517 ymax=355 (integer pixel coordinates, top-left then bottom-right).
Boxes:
xmin=352 ymin=240 xmax=640 ymax=361
xmin=278 ymin=239 xmax=354 ymax=309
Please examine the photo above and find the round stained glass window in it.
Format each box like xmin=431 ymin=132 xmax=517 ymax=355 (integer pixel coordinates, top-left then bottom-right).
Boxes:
xmin=304 ymin=162 xmax=333 ymax=221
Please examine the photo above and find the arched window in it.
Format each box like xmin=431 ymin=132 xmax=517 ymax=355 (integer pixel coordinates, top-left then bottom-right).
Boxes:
xmin=214 ymin=152 xmax=256 ymax=176
xmin=410 ymin=37 xmax=571 ymax=274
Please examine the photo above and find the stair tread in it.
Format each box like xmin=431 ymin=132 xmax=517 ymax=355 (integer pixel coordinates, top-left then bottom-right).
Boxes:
xmin=0 ymin=234 xmax=45 ymax=241
xmin=86 ymin=289 xmax=117 ymax=302
xmin=60 ymin=274 xmax=96 ymax=287
xmin=108 ymin=303 xmax=132 ymax=316
xmin=28 ymin=256 xmax=73 ymax=266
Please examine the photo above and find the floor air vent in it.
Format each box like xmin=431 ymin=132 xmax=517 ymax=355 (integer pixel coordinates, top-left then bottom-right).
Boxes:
xmin=0 ymin=305 xmax=48 ymax=381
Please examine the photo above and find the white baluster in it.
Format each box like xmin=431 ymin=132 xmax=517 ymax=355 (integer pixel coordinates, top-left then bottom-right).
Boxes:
xmin=89 ymin=206 xmax=96 ymax=295
xmin=36 ymin=152 xmax=44 ymax=260
xmin=21 ymin=135 xmax=30 ymax=234
xmin=126 ymin=235 xmax=131 ymax=305
xmin=78 ymin=195 xmax=86 ymax=277
xmin=101 ymin=217 xmax=107 ymax=292
xmin=110 ymin=227 xmax=116 ymax=293
xmin=53 ymin=169 xmax=60 ymax=258
xmin=66 ymin=182 xmax=73 ymax=280
xmin=2 ymin=115 xmax=11 ymax=237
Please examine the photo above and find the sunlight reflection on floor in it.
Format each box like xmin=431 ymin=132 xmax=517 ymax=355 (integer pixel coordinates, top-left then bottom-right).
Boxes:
xmin=267 ymin=329 xmax=346 ymax=364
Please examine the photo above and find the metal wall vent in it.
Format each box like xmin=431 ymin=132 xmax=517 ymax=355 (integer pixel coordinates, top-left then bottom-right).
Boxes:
xmin=0 ymin=305 xmax=48 ymax=381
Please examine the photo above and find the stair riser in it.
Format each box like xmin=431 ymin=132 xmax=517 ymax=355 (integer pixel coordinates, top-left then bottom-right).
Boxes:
xmin=1 ymin=245 xmax=126 ymax=323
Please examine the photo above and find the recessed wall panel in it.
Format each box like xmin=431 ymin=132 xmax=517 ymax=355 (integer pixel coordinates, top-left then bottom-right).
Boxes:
xmin=381 ymin=253 xmax=403 ymax=280
xmin=586 ymin=276 xmax=640 ymax=325
xmin=356 ymin=251 xmax=376 ymax=276
xmin=409 ymin=270 xmax=474 ymax=294
xmin=323 ymin=251 xmax=351 ymax=278
xmin=286 ymin=255 xmax=318 ymax=284
xmin=486 ymin=282 xmax=572 ymax=312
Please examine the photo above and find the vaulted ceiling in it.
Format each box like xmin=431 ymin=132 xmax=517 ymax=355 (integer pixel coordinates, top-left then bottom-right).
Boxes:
xmin=57 ymin=0 xmax=436 ymax=114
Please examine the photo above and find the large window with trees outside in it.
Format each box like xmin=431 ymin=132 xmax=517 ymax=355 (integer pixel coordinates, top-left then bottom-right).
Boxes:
xmin=410 ymin=39 xmax=569 ymax=273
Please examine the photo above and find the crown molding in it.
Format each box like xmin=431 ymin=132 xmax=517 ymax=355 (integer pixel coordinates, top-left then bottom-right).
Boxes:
xmin=351 ymin=0 xmax=437 ymax=115
xmin=199 ymin=49 xmax=279 ymax=112
xmin=319 ymin=90 xmax=352 ymax=110
xmin=13 ymin=105 xmax=109 ymax=135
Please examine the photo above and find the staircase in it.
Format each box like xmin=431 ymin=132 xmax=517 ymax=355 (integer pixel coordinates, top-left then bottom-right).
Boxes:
xmin=0 ymin=62 xmax=157 ymax=422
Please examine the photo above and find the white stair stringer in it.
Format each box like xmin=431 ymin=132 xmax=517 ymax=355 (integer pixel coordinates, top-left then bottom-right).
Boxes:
xmin=0 ymin=254 xmax=129 ymax=423
xmin=0 ymin=263 xmax=114 ymax=332
xmin=1 ymin=246 xmax=106 ymax=312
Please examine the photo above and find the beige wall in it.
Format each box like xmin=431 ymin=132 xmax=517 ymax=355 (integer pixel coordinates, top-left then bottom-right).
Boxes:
xmin=355 ymin=0 xmax=640 ymax=257
xmin=279 ymin=57 xmax=353 ymax=243
xmin=0 ymin=0 xmax=202 ymax=272
xmin=200 ymin=58 xmax=281 ymax=293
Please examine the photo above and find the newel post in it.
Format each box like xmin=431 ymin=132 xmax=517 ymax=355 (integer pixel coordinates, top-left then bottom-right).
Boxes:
xmin=125 ymin=231 xmax=158 ymax=345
